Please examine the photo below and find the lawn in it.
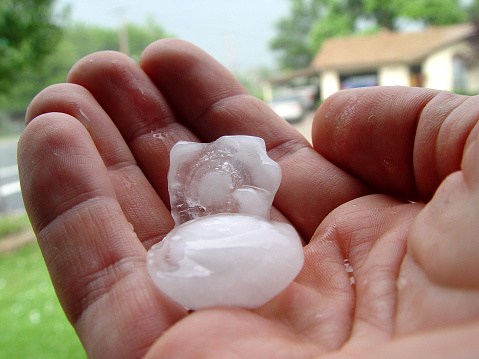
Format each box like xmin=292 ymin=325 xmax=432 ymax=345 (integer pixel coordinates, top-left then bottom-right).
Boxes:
xmin=0 ymin=213 xmax=31 ymax=238
xmin=0 ymin=240 xmax=86 ymax=358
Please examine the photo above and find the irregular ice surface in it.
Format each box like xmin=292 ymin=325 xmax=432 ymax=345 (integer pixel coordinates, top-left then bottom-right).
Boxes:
xmin=168 ymin=135 xmax=282 ymax=224
xmin=147 ymin=135 xmax=304 ymax=310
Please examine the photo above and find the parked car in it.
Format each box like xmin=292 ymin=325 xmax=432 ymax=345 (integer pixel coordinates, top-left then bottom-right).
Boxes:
xmin=285 ymin=85 xmax=319 ymax=111
xmin=341 ymin=74 xmax=378 ymax=89
xmin=268 ymin=95 xmax=306 ymax=123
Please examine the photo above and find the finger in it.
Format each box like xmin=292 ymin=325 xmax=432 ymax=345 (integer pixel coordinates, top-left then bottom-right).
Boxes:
xmin=256 ymin=196 xmax=420 ymax=349
xmin=139 ymin=39 xmax=288 ymax=142
xmin=139 ymin=39 xmax=371 ymax=239
xmin=66 ymin=50 xmax=199 ymax=208
xmin=344 ymin=197 xmax=421 ymax=344
xmin=62 ymin=50 xmax=289 ymax=233
xmin=18 ymin=114 xmax=186 ymax=358
xmin=66 ymin=40 xmax=370 ymax=240
xmin=407 ymin=124 xmax=479 ymax=289
xmin=307 ymin=195 xmax=421 ymax=345
xmin=313 ymin=87 xmax=479 ymax=201
xmin=354 ymin=322 xmax=479 ymax=359
xmin=26 ymin=83 xmax=174 ymax=249
xmin=145 ymin=308 xmax=321 ymax=359
xmin=257 ymin=249 xmax=355 ymax=350
xmin=390 ymin=124 xmax=479 ymax=335
xmin=395 ymin=254 xmax=479 ymax=335
xmin=462 ymin=122 xmax=479 ymax=189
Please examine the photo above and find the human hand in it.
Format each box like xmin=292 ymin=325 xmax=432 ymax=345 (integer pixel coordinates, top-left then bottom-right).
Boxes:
xmin=18 ymin=39 xmax=479 ymax=358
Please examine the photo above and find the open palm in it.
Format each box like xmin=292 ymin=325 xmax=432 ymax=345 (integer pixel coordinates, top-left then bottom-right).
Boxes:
xmin=18 ymin=39 xmax=479 ymax=358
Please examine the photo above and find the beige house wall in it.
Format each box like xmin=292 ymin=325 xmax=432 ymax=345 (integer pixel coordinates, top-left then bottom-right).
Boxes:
xmin=321 ymin=70 xmax=341 ymax=100
xmin=320 ymin=65 xmax=411 ymax=101
xmin=423 ymin=41 xmax=471 ymax=91
xmin=262 ymin=81 xmax=273 ymax=103
xmin=378 ymin=64 xmax=411 ymax=86
xmin=467 ymin=65 xmax=479 ymax=93
xmin=317 ymin=40 xmax=479 ymax=101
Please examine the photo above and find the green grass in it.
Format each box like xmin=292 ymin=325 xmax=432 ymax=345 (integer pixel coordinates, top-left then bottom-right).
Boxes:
xmin=0 ymin=213 xmax=31 ymax=238
xmin=0 ymin=242 xmax=86 ymax=358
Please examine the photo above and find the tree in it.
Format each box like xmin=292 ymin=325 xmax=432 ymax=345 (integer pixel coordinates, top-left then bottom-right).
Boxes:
xmin=0 ymin=0 xmax=62 ymax=94
xmin=0 ymin=19 xmax=172 ymax=112
xmin=127 ymin=16 xmax=174 ymax=61
xmin=364 ymin=0 xmax=466 ymax=29
xmin=270 ymin=0 xmax=323 ymax=70
xmin=271 ymin=0 xmax=468 ymax=71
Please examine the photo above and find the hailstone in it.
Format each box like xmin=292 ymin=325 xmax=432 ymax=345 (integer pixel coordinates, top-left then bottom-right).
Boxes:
xmin=147 ymin=135 xmax=304 ymax=310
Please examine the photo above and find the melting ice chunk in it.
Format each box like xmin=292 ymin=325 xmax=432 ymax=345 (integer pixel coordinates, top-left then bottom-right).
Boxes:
xmin=168 ymin=135 xmax=281 ymax=224
xmin=147 ymin=213 xmax=304 ymax=309
xmin=147 ymin=135 xmax=304 ymax=310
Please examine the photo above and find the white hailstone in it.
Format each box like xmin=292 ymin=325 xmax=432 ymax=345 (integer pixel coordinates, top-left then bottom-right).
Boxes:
xmin=147 ymin=135 xmax=304 ymax=310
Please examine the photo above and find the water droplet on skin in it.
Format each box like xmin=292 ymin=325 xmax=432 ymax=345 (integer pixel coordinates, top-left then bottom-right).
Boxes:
xmin=344 ymin=259 xmax=355 ymax=285
xmin=382 ymin=159 xmax=393 ymax=174
xmin=397 ymin=273 xmax=409 ymax=289
xmin=78 ymin=107 xmax=91 ymax=129
xmin=376 ymin=303 xmax=387 ymax=316
xmin=152 ymin=133 xmax=165 ymax=140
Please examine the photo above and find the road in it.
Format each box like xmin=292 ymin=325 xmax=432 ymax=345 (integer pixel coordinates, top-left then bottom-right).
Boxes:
xmin=0 ymin=136 xmax=23 ymax=214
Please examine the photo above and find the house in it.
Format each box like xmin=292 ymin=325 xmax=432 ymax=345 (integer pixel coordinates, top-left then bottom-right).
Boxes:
xmin=265 ymin=23 xmax=479 ymax=103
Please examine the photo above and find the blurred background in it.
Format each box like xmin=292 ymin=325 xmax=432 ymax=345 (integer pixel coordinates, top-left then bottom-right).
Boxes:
xmin=1 ymin=0 xmax=479 ymax=357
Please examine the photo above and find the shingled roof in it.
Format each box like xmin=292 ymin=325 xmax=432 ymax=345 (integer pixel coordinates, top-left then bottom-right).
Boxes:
xmin=311 ymin=23 xmax=477 ymax=72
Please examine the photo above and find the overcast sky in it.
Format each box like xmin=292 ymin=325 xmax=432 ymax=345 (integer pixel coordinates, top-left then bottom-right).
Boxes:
xmin=55 ymin=0 xmax=290 ymax=71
